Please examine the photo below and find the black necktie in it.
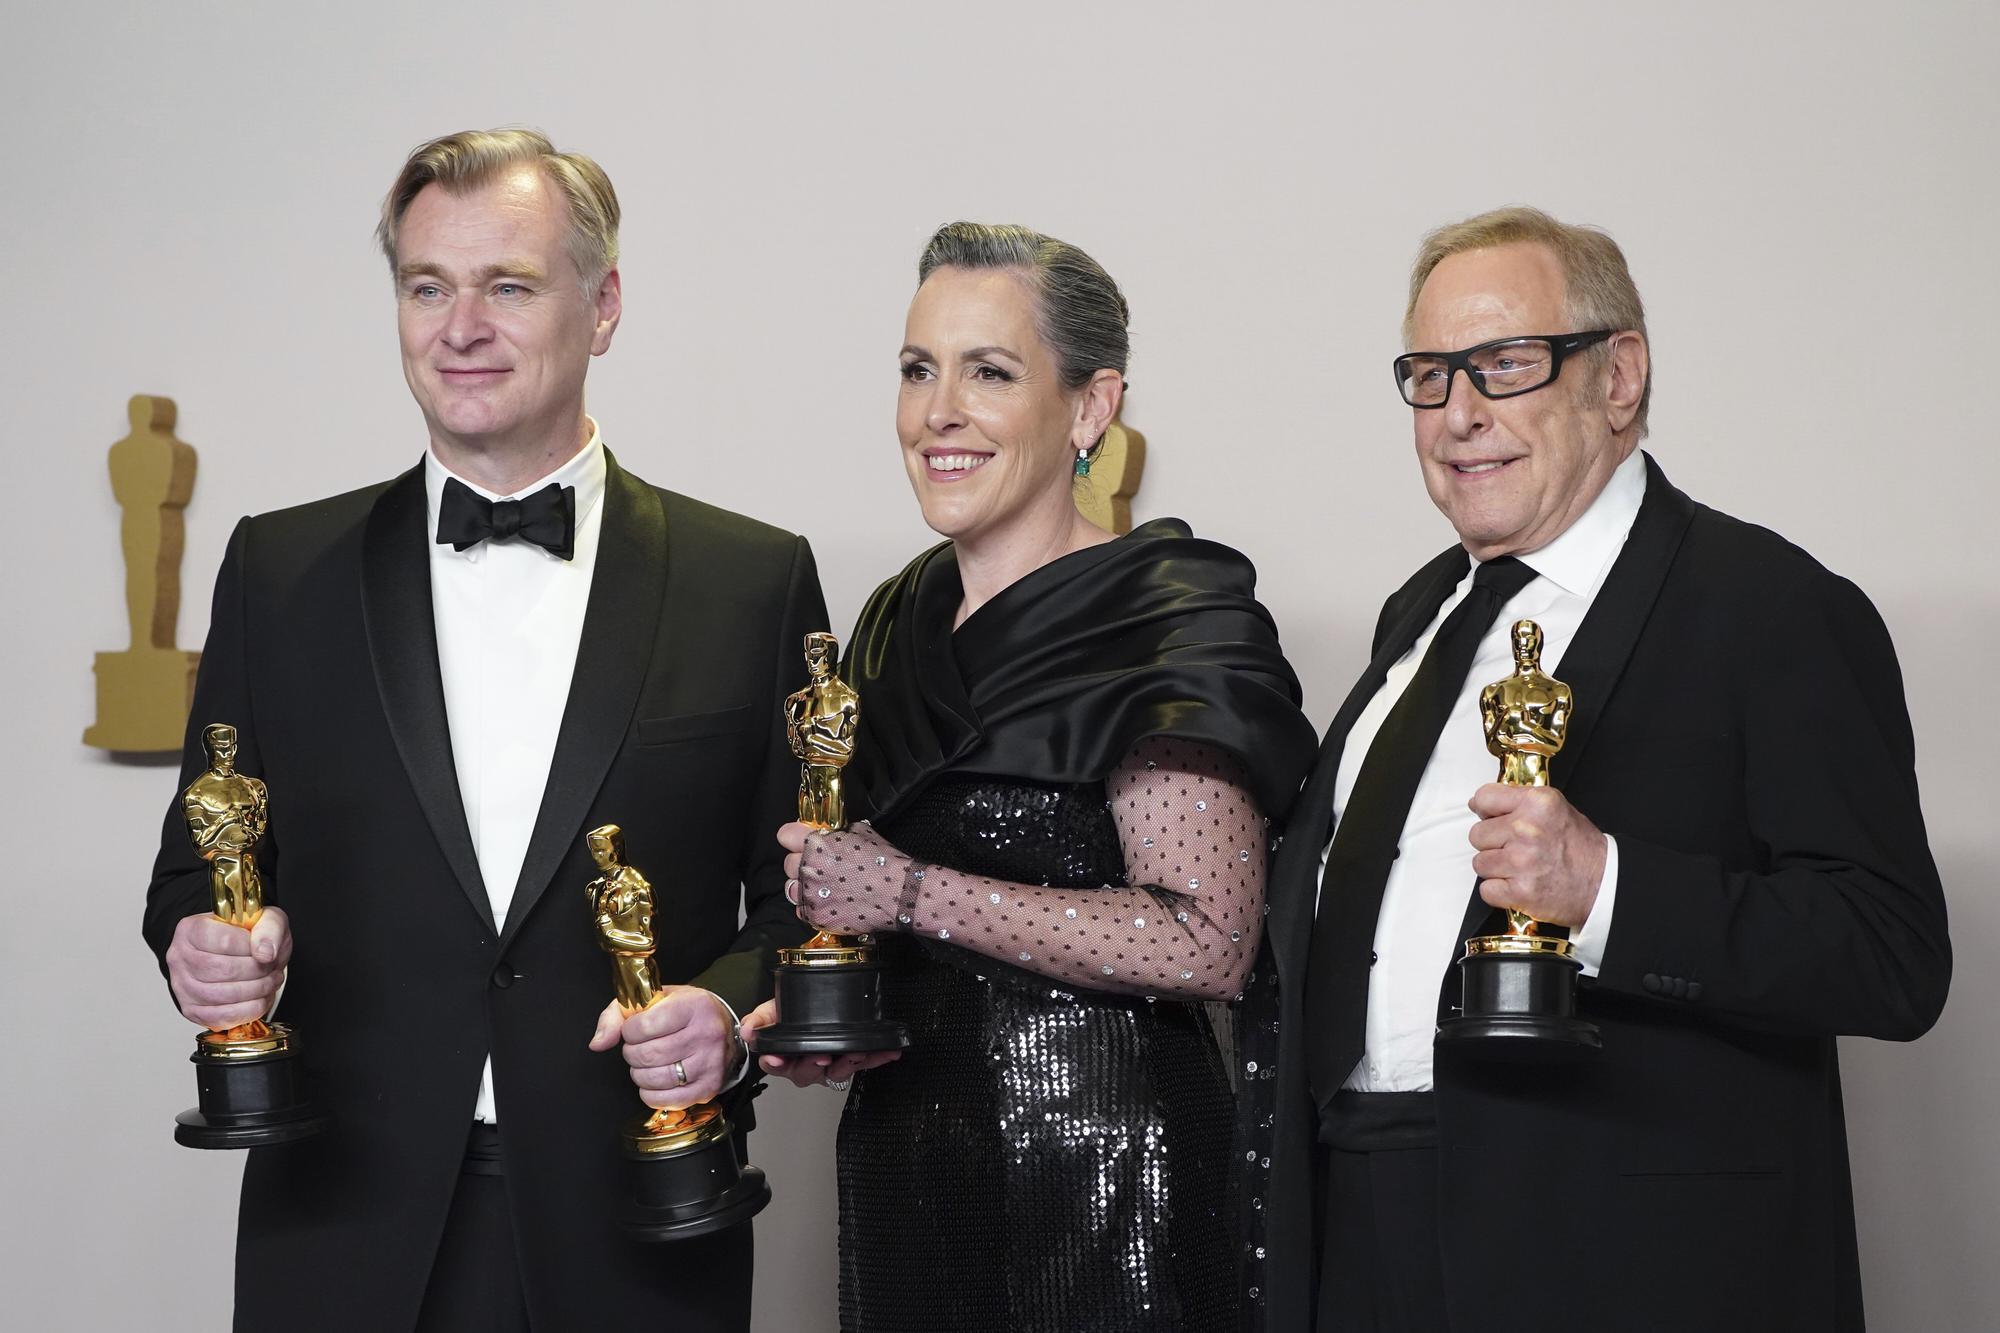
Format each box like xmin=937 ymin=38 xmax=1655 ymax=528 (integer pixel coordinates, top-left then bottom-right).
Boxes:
xmin=1304 ymin=555 xmax=1538 ymax=1104
xmin=435 ymin=478 xmax=576 ymax=560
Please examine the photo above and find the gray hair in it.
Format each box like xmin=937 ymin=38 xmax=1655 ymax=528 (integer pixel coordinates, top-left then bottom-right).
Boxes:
xmin=377 ymin=128 xmax=621 ymax=296
xmin=916 ymin=222 xmax=1130 ymax=391
xmin=1405 ymin=205 xmax=1651 ymax=438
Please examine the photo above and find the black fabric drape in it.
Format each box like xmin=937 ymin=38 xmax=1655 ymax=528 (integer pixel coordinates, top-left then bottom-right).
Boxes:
xmin=843 ymin=517 xmax=1317 ymax=823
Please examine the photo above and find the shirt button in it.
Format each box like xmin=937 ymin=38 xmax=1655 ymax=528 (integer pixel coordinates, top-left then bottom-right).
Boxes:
xmin=492 ymin=964 xmax=517 ymax=989
xmin=1369 ymin=951 xmax=1379 ymax=966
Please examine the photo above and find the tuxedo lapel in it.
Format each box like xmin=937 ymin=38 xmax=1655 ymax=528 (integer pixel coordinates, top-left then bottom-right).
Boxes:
xmin=1549 ymin=453 xmax=1695 ymax=784
xmin=1445 ymin=452 xmax=1699 ymax=952
xmin=498 ymin=453 xmax=666 ymax=951
xmin=1272 ymin=545 xmax=1468 ymax=988
xmin=360 ymin=464 xmax=493 ymax=932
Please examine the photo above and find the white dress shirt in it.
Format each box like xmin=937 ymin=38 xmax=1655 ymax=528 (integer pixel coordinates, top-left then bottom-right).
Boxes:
xmin=426 ymin=425 xmax=608 ymax=1123
xmin=1323 ymin=447 xmax=1647 ymax=1092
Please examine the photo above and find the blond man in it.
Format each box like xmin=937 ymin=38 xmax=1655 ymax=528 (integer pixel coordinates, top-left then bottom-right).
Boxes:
xmin=144 ymin=129 xmax=823 ymax=1332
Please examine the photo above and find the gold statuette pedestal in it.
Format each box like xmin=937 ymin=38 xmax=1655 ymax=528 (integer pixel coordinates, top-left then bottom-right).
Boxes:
xmin=747 ymin=633 xmax=909 ymax=1056
xmin=1434 ymin=621 xmax=1602 ymax=1059
xmin=585 ymin=824 xmax=771 ymax=1241
xmin=174 ymin=723 xmax=329 ymax=1147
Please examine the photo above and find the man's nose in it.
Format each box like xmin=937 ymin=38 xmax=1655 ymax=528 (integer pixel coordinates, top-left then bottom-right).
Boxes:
xmin=1440 ymin=367 xmax=1489 ymax=437
xmin=441 ymin=293 xmax=494 ymax=352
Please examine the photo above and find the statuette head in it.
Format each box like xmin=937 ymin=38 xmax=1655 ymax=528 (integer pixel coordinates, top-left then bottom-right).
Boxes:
xmin=1511 ymin=618 xmax=1544 ymax=667
xmin=586 ymin=823 xmax=624 ymax=870
xmin=202 ymin=722 xmax=239 ymax=770
xmin=804 ymin=631 xmax=837 ymax=677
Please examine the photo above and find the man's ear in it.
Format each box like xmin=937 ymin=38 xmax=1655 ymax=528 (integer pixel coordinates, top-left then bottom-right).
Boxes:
xmin=1604 ymin=331 xmax=1648 ymax=434
xmin=591 ymin=268 xmax=623 ymax=356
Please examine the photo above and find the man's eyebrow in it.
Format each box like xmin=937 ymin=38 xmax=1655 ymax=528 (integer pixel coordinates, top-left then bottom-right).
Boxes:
xmin=394 ymin=261 xmax=548 ymax=283
xmin=475 ymin=261 xmax=546 ymax=283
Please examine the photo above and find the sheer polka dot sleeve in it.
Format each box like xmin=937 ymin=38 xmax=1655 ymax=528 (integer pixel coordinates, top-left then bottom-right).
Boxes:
xmin=793 ymin=737 xmax=1268 ymax=1000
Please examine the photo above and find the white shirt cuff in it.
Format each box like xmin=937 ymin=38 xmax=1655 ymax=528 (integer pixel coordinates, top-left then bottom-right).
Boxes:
xmin=1569 ymin=834 xmax=1618 ymax=978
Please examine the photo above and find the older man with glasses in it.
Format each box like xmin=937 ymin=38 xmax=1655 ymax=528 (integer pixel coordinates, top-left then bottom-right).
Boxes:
xmin=1256 ymin=206 xmax=1950 ymax=1332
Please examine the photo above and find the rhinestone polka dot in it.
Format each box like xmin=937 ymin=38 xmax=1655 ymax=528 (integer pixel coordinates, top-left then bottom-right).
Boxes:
xmin=790 ymin=735 xmax=1268 ymax=1004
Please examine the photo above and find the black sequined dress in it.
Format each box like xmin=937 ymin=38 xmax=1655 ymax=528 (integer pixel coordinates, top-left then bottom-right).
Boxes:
xmin=833 ymin=521 xmax=1317 ymax=1333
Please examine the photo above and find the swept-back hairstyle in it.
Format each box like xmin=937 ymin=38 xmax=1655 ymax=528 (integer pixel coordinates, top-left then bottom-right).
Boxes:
xmin=917 ymin=221 xmax=1130 ymax=392
xmin=377 ymin=128 xmax=620 ymax=295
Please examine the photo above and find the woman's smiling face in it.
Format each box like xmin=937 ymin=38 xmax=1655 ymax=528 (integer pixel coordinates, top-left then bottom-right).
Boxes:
xmin=896 ymin=266 xmax=1085 ymax=544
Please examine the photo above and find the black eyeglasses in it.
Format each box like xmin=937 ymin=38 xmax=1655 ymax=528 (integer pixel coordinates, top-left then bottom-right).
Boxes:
xmin=1393 ymin=330 xmax=1616 ymax=408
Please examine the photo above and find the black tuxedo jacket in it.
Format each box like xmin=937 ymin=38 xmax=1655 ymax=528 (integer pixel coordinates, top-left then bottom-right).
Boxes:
xmin=1262 ymin=455 xmax=1950 ymax=1332
xmin=143 ymin=453 xmax=825 ymax=1331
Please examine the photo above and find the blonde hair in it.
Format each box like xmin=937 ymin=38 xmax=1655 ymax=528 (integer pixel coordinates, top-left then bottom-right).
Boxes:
xmin=376 ymin=128 xmax=620 ymax=295
xmin=1403 ymin=206 xmax=1650 ymax=436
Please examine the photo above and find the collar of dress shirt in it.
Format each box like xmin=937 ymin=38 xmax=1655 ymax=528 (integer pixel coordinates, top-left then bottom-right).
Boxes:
xmin=422 ymin=418 xmax=607 ymax=562
xmin=1508 ymin=445 xmax=1647 ymax=597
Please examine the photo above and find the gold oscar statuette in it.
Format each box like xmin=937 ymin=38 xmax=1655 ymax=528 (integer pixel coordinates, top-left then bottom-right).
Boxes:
xmin=784 ymin=630 xmax=866 ymax=957
xmin=1435 ymin=620 xmax=1603 ymax=1056
xmin=586 ymin=824 xmax=770 ymax=1240
xmin=85 ymin=395 xmax=202 ymax=752
xmin=172 ymin=723 xmax=328 ymax=1147
xmin=1478 ymin=618 xmax=1573 ymax=946
xmin=746 ymin=633 xmax=909 ymax=1054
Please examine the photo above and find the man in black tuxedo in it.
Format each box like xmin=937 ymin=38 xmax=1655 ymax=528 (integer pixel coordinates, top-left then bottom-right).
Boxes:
xmin=1262 ymin=207 xmax=1950 ymax=1332
xmin=141 ymin=129 xmax=823 ymax=1331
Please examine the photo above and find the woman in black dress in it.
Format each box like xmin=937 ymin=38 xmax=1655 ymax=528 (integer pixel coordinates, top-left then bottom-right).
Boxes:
xmin=744 ymin=222 xmax=1315 ymax=1333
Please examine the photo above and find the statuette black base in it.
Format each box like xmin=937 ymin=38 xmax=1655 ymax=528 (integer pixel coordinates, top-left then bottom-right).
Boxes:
xmin=1436 ymin=946 xmax=1601 ymax=1062
xmin=174 ymin=1033 xmax=328 ymax=1149
xmin=750 ymin=958 xmax=909 ymax=1055
xmin=623 ymin=1132 xmax=771 ymax=1241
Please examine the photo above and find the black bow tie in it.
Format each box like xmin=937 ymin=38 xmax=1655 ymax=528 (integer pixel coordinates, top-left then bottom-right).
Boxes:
xmin=435 ymin=478 xmax=576 ymax=560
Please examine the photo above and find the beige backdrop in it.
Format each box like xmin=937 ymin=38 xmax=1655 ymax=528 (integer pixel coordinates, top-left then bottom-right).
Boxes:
xmin=3 ymin=2 xmax=1994 ymax=1329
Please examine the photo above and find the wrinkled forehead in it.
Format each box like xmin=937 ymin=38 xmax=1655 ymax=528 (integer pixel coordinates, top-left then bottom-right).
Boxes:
xmin=1412 ymin=244 xmax=1569 ymax=350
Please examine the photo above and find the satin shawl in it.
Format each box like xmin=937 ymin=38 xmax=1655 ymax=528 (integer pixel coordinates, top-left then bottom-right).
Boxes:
xmin=843 ymin=518 xmax=1316 ymax=824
